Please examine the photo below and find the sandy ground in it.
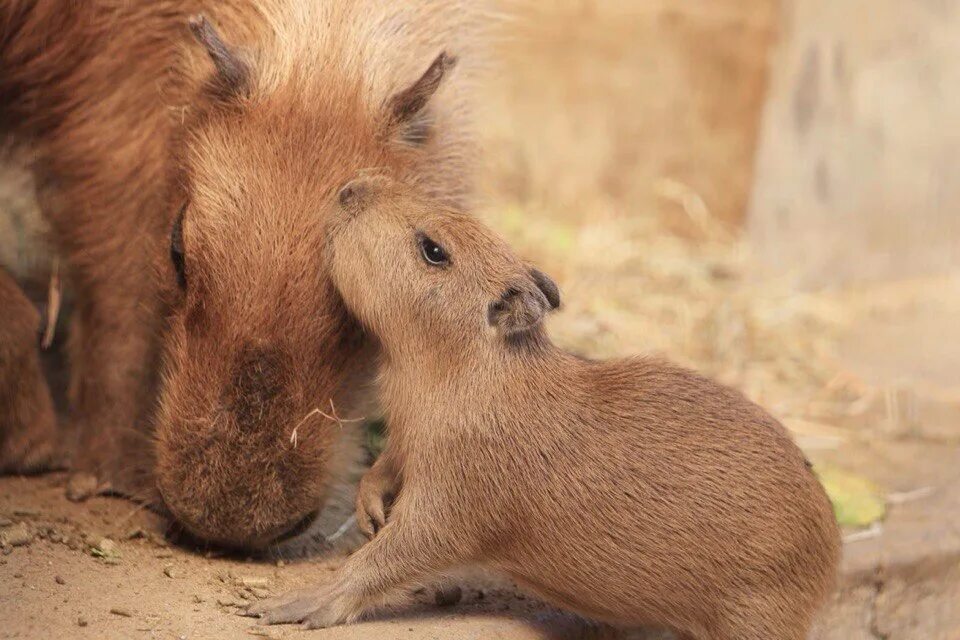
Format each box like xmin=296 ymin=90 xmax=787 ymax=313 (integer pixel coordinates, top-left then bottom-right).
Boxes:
xmin=2 ymin=473 xmax=643 ymax=640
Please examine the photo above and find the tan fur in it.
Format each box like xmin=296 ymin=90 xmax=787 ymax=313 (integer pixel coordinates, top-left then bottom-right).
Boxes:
xmin=251 ymin=176 xmax=842 ymax=639
xmin=0 ymin=0 xmax=485 ymax=547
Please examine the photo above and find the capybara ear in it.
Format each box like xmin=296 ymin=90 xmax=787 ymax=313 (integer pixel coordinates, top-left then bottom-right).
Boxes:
xmin=188 ymin=15 xmax=249 ymax=99
xmin=337 ymin=175 xmax=392 ymax=214
xmin=386 ymin=51 xmax=457 ymax=145
xmin=487 ymin=282 xmax=553 ymax=337
xmin=530 ymin=267 xmax=561 ymax=311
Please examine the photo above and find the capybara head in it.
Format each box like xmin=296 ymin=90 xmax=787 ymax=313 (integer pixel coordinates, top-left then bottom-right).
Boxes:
xmin=153 ymin=16 xmax=468 ymax=549
xmin=327 ymin=176 xmax=560 ymax=353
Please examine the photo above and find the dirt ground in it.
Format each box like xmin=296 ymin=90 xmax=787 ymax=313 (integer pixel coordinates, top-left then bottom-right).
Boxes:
xmin=2 ymin=474 xmax=635 ymax=640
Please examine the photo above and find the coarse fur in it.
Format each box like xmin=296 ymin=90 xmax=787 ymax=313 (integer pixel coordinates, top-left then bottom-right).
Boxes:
xmin=250 ymin=176 xmax=842 ymax=639
xmin=0 ymin=0 xmax=486 ymax=548
xmin=0 ymin=267 xmax=57 ymax=473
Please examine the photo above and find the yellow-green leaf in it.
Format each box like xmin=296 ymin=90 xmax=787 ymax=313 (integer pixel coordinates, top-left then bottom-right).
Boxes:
xmin=816 ymin=466 xmax=886 ymax=528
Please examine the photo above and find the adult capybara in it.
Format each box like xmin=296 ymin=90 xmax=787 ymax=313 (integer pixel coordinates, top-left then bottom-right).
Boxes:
xmin=251 ymin=176 xmax=841 ymax=639
xmin=0 ymin=266 xmax=56 ymax=473
xmin=0 ymin=0 xmax=484 ymax=548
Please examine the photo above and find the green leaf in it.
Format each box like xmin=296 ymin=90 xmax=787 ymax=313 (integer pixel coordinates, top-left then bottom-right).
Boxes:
xmin=816 ymin=465 xmax=886 ymax=528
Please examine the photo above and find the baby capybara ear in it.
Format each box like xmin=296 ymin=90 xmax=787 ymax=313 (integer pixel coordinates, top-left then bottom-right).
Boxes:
xmin=530 ymin=267 xmax=561 ymax=310
xmin=337 ymin=175 xmax=393 ymax=214
xmin=487 ymin=269 xmax=560 ymax=336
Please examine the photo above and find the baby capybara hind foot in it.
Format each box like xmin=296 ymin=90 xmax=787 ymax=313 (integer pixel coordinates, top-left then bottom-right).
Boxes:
xmin=0 ymin=268 xmax=59 ymax=474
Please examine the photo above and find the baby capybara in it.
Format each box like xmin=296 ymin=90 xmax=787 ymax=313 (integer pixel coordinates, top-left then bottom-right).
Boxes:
xmin=250 ymin=176 xmax=841 ymax=639
xmin=0 ymin=0 xmax=484 ymax=548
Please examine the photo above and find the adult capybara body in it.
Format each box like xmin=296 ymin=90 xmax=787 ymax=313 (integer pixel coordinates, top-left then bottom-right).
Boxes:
xmin=0 ymin=267 xmax=56 ymax=473
xmin=252 ymin=177 xmax=841 ymax=639
xmin=0 ymin=0 xmax=483 ymax=548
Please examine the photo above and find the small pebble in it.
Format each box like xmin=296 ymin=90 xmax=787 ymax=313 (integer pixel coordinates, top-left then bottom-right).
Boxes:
xmin=77 ymin=616 xmax=88 ymax=627
xmin=55 ymin=575 xmax=66 ymax=585
xmin=163 ymin=565 xmax=178 ymax=579
xmin=237 ymin=576 xmax=269 ymax=588
xmin=0 ymin=523 xmax=33 ymax=547
xmin=66 ymin=472 xmax=100 ymax=501
xmin=247 ymin=586 xmax=271 ymax=599
xmin=110 ymin=607 xmax=133 ymax=617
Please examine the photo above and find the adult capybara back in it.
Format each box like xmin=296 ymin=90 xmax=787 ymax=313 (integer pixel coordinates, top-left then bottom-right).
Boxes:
xmin=0 ymin=0 xmax=485 ymax=548
xmin=251 ymin=177 xmax=841 ymax=638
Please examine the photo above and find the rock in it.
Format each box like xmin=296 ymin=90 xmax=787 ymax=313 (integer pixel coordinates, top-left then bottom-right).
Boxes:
xmin=66 ymin=472 xmax=100 ymax=501
xmin=109 ymin=607 xmax=133 ymax=617
xmin=91 ymin=538 xmax=120 ymax=560
xmin=247 ymin=586 xmax=271 ymax=599
xmin=237 ymin=576 xmax=269 ymax=588
xmin=0 ymin=523 xmax=32 ymax=547
xmin=163 ymin=565 xmax=179 ymax=579
xmin=77 ymin=616 xmax=88 ymax=627
xmin=55 ymin=575 xmax=66 ymax=585
xmin=0 ymin=516 xmax=12 ymax=527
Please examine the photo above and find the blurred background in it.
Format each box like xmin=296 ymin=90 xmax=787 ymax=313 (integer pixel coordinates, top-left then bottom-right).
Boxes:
xmin=475 ymin=1 xmax=960 ymax=636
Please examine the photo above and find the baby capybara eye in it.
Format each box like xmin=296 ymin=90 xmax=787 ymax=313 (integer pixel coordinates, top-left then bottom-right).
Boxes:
xmin=417 ymin=233 xmax=449 ymax=266
xmin=170 ymin=206 xmax=187 ymax=289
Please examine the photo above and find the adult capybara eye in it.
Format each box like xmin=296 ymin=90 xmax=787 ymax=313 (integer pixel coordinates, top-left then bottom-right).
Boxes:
xmin=170 ymin=206 xmax=187 ymax=289
xmin=417 ymin=233 xmax=449 ymax=267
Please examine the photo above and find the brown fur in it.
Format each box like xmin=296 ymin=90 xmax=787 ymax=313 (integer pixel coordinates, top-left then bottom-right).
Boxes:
xmin=0 ymin=0 xmax=485 ymax=547
xmin=250 ymin=176 xmax=842 ymax=639
xmin=0 ymin=267 xmax=57 ymax=473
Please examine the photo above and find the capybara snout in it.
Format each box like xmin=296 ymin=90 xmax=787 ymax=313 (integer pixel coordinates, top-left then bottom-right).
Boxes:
xmin=230 ymin=344 xmax=292 ymax=431
xmin=155 ymin=327 xmax=340 ymax=548
xmin=154 ymin=382 xmax=333 ymax=549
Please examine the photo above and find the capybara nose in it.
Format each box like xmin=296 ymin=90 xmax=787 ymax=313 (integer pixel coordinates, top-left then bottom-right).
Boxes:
xmin=230 ymin=344 xmax=290 ymax=429
xmin=270 ymin=509 xmax=319 ymax=544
